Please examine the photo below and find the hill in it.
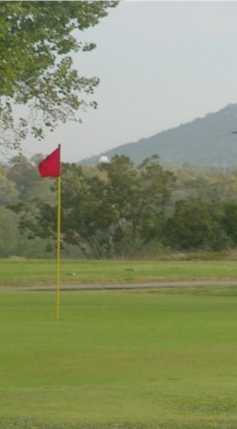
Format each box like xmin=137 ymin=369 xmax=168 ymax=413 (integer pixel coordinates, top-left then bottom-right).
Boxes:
xmin=81 ymin=104 xmax=237 ymax=167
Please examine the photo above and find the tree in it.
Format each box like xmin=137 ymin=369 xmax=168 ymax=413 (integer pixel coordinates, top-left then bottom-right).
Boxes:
xmin=0 ymin=1 xmax=117 ymax=148
xmin=222 ymin=202 xmax=237 ymax=245
xmin=0 ymin=207 xmax=18 ymax=256
xmin=137 ymin=156 xmax=175 ymax=244
xmin=0 ymin=166 xmax=18 ymax=205
xmin=21 ymin=156 xmax=175 ymax=258
xmin=7 ymin=154 xmax=54 ymax=204
xmin=165 ymin=199 xmax=229 ymax=250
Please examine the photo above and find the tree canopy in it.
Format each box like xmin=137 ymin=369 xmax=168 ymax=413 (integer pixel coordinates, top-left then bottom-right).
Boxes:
xmin=0 ymin=1 xmax=117 ymax=147
xmin=2 ymin=155 xmax=237 ymax=258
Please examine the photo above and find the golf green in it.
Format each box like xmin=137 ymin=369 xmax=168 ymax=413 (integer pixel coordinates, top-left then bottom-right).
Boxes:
xmin=0 ymin=289 xmax=237 ymax=428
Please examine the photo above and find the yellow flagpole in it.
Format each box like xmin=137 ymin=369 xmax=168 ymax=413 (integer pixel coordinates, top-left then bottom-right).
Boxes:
xmin=56 ymin=164 xmax=62 ymax=320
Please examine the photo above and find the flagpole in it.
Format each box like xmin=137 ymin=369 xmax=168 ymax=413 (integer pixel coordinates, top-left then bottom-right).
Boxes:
xmin=38 ymin=145 xmax=61 ymax=320
xmin=56 ymin=148 xmax=62 ymax=321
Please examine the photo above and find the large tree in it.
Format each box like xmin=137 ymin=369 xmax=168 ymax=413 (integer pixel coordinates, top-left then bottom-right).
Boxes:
xmin=0 ymin=1 xmax=117 ymax=148
xmin=19 ymin=156 xmax=175 ymax=257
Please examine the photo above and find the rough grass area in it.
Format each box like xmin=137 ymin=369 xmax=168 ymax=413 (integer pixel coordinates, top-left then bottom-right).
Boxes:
xmin=1 ymin=420 xmax=237 ymax=429
xmin=2 ymin=258 xmax=237 ymax=286
xmin=1 ymin=289 xmax=237 ymax=428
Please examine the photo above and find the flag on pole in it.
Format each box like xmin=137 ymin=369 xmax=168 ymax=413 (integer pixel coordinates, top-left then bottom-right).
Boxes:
xmin=38 ymin=146 xmax=61 ymax=177
xmin=38 ymin=145 xmax=62 ymax=320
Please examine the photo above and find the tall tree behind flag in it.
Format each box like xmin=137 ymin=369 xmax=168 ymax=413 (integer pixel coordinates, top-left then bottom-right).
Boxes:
xmin=38 ymin=145 xmax=62 ymax=320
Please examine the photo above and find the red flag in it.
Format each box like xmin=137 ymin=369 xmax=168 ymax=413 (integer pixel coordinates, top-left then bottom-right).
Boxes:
xmin=38 ymin=146 xmax=61 ymax=177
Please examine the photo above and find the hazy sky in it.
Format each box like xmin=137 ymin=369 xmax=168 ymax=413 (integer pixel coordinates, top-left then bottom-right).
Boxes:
xmin=24 ymin=1 xmax=237 ymax=162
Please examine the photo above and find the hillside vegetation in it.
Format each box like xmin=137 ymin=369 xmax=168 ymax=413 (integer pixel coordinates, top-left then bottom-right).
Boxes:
xmin=82 ymin=104 xmax=237 ymax=167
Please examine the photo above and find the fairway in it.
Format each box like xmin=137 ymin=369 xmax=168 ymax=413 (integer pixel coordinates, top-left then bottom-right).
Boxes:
xmin=2 ymin=258 xmax=237 ymax=287
xmin=1 ymin=288 xmax=237 ymax=429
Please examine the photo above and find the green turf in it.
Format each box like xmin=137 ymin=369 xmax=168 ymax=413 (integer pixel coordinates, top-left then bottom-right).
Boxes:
xmin=1 ymin=288 xmax=237 ymax=428
xmin=1 ymin=258 xmax=237 ymax=286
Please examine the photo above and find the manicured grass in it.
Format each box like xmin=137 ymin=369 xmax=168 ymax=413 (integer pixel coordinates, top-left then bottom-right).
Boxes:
xmin=2 ymin=258 xmax=237 ymax=286
xmin=1 ymin=288 xmax=237 ymax=428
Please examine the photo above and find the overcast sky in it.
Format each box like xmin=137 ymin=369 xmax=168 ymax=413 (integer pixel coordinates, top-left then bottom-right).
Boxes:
xmin=24 ymin=1 xmax=237 ymax=162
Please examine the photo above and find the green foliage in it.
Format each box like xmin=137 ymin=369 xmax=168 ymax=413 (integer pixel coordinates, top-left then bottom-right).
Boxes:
xmin=2 ymin=154 xmax=55 ymax=257
xmin=165 ymin=199 xmax=230 ymax=250
xmin=0 ymin=207 xmax=18 ymax=256
xmin=0 ymin=167 xmax=18 ymax=205
xmin=5 ymin=154 xmax=237 ymax=257
xmin=222 ymin=202 xmax=237 ymax=245
xmin=173 ymin=165 xmax=237 ymax=202
xmin=0 ymin=1 xmax=117 ymax=147
xmin=44 ymin=155 xmax=175 ymax=257
xmin=7 ymin=154 xmax=39 ymax=197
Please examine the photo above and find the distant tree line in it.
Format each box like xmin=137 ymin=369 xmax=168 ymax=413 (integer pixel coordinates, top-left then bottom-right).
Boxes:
xmin=2 ymin=154 xmax=237 ymax=258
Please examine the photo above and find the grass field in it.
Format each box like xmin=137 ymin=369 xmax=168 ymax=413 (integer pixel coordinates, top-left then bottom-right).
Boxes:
xmin=1 ymin=287 xmax=237 ymax=429
xmin=2 ymin=258 xmax=237 ymax=287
